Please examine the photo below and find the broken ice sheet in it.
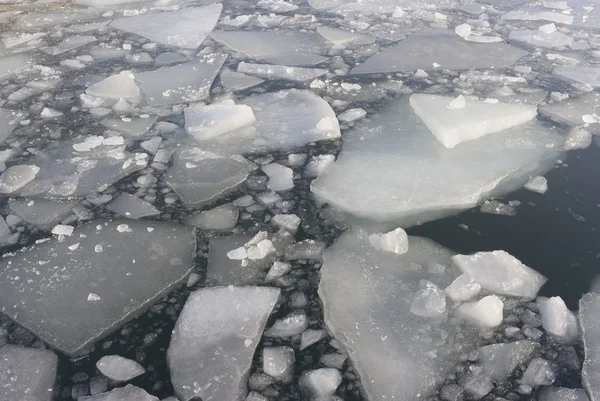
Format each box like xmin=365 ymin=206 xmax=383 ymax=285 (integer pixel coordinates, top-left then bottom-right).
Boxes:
xmin=220 ymin=69 xmax=264 ymax=91
xmin=9 ymin=198 xmax=78 ymax=230
xmin=207 ymin=235 xmax=271 ymax=285
xmin=134 ymin=55 xmax=227 ymax=107
xmin=311 ymin=98 xmax=563 ymax=226
xmin=168 ymin=286 xmax=280 ymax=401
xmin=540 ymin=92 xmax=600 ymax=127
xmin=185 ymin=100 xmax=255 ymax=142
xmin=0 ymin=345 xmax=58 ymax=401
xmin=0 ymin=108 xmax=19 ymax=144
xmin=319 ymin=229 xmax=483 ymax=401
xmin=165 ymin=147 xmax=250 ymax=208
xmin=106 ymin=193 xmax=160 ymax=219
xmin=41 ymin=35 xmax=97 ymax=55
xmin=100 ymin=115 xmax=158 ymax=138
xmin=111 ymin=4 xmax=222 ymax=49
xmin=237 ymin=62 xmax=328 ymax=83
xmin=0 ymin=219 xmax=196 ymax=356
xmin=554 ymin=67 xmax=600 ymax=88
xmin=351 ymin=29 xmax=527 ymax=74
xmin=0 ymin=53 xmax=31 ymax=82
xmin=86 ymin=71 xmax=141 ymax=103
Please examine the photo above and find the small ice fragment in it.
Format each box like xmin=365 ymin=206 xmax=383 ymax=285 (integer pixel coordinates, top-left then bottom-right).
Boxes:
xmin=116 ymin=224 xmax=131 ymax=233
xmin=539 ymin=23 xmax=557 ymax=33
xmin=95 ymin=244 xmax=103 ymax=252
xmin=263 ymin=163 xmax=294 ymax=192
xmin=68 ymin=243 xmax=80 ymax=250
xmin=456 ymin=295 xmax=504 ymax=328
xmin=447 ymin=95 xmax=466 ymax=110
xmin=88 ymin=293 xmax=101 ymax=301
xmin=227 ymin=246 xmax=247 ymax=260
xmin=52 ymin=224 xmax=74 ymax=236
xmin=455 ymin=23 xmax=472 ymax=38
xmin=524 ymin=176 xmax=548 ymax=194
xmin=368 ymin=227 xmax=408 ymax=255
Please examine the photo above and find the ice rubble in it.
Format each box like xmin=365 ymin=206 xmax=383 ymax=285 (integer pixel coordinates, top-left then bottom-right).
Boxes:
xmin=167 ymin=286 xmax=279 ymax=401
xmin=237 ymin=62 xmax=328 ymax=83
xmin=96 ymin=355 xmax=145 ymax=382
xmin=351 ymin=29 xmax=527 ymax=74
xmin=165 ymin=148 xmax=250 ymax=208
xmin=368 ymin=227 xmax=408 ymax=255
xmin=80 ymin=384 xmax=158 ymax=401
xmin=445 ymin=274 xmax=481 ymax=302
xmin=579 ymin=292 xmax=600 ymax=401
xmin=452 ymin=251 xmax=547 ymax=299
xmin=311 ymin=98 xmax=563 ymax=226
xmin=410 ymin=94 xmax=537 ymax=148
xmin=111 ymin=4 xmax=222 ymax=49
xmin=0 ymin=345 xmax=57 ymax=401
xmin=0 ymin=219 xmax=196 ymax=356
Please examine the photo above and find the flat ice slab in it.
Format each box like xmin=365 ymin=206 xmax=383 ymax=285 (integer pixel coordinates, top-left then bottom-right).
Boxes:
xmin=111 ymin=4 xmax=222 ymax=49
xmin=0 ymin=345 xmax=57 ymax=401
xmin=410 ymin=94 xmax=537 ymax=148
xmin=168 ymin=286 xmax=280 ymax=401
xmin=0 ymin=219 xmax=196 ymax=356
xmin=554 ymin=67 xmax=600 ymax=88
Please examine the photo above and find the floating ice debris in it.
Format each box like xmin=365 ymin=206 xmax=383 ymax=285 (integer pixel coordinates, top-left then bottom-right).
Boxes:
xmin=237 ymin=62 xmax=328 ymax=83
xmin=263 ymin=346 xmax=295 ymax=382
xmin=271 ymin=214 xmax=301 ymax=234
xmin=0 ymin=53 xmax=31 ymax=82
xmin=40 ymin=108 xmax=63 ymax=119
xmin=300 ymin=329 xmax=327 ymax=351
xmin=168 ymin=286 xmax=279 ymax=401
xmin=538 ymin=297 xmax=579 ymax=343
xmin=263 ymin=163 xmax=294 ymax=192
xmin=0 ymin=109 xmax=18 ymax=144
xmin=540 ymin=92 xmax=600 ymax=127
xmin=445 ymin=273 xmax=481 ymax=302
xmin=81 ymin=384 xmax=158 ymax=401
xmin=264 ymin=312 xmax=308 ymax=337
xmin=0 ymin=165 xmax=40 ymax=194
xmin=165 ymin=148 xmax=250 ymax=208
xmin=480 ymin=341 xmax=539 ymax=380
xmin=211 ymin=235 xmax=271 ymax=285
xmin=185 ymin=203 xmax=238 ymax=232
xmin=135 ymin=55 xmax=227 ymax=107
xmin=351 ymin=29 xmax=527 ymax=74
xmin=86 ymin=71 xmax=141 ymax=103
xmin=0 ymin=345 xmax=57 ymax=401
xmin=111 ymin=4 xmax=222 ymax=49
xmin=480 ymin=199 xmax=518 ymax=216
xmin=76 ymin=0 xmax=139 ymax=7
xmin=410 ymin=94 xmax=537 ymax=148
xmin=525 ymin=176 xmax=548 ymax=194
xmin=520 ymin=358 xmax=556 ymax=387
xmin=106 ymin=193 xmax=160 ymax=219
xmin=564 ymin=127 xmax=593 ymax=150
xmin=299 ymin=368 xmax=342 ymax=401
xmin=337 ymin=108 xmax=366 ymax=123
xmin=579 ymin=292 xmax=600 ymax=401
xmin=455 ymin=23 xmax=472 ymax=38
xmin=305 ymin=155 xmax=335 ymax=178
xmin=317 ymin=26 xmax=368 ymax=46
xmin=456 ymin=295 xmax=504 ymax=328
xmin=220 ymin=69 xmax=265 ymax=91
xmin=554 ymin=67 xmax=600 ymax=88
xmin=368 ymin=227 xmax=408 ymax=255
xmin=96 ymin=355 xmax=145 ymax=382
xmin=508 ymin=29 xmax=573 ymax=49
xmin=285 ymin=239 xmax=325 ymax=260
xmin=0 ymin=219 xmax=196 ymax=356
xmin=453 ymin=251 xmax=547 ymax=299
xmin=266 ymin=261 xmax=292 ymax=282
xmin=185 ymin=100 xmax=256 ymax=142
xmin=42 ymin=35 xmax=97 ymax=55
xmin=311 ymin=98 xmax=563 ymax=226
xmin=464 ymin=375 xmax=494 ymax=399
xmin=409 ymin=280 xmax=447 ymax=318
xmin=9 ymin=199 xmax=78 ymax=230
xmin=502 ymin=7 xmax=574 ymax=24
xmin=51 ymin=224 xmax=74 ymax=237
xmin=100 ymin=115 xmax=158 ymax=138
xmin=539 ymin=387 xmax=590 ymax=401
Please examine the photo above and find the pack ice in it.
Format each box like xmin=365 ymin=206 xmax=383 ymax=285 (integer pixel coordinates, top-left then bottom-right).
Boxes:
xmin=311 ymin=98 xmax=563 ymax=226
xmin=0 ymin=219 xmax=196 ymax=356
xmin=0 ymin=345 xmax=57 ymax=401
xmin=168 ymin=286 xmax=280 ymax=401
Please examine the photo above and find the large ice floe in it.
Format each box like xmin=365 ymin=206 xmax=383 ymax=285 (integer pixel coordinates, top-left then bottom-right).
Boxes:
xmin=311 ymin=96 xmax=564 ymax=226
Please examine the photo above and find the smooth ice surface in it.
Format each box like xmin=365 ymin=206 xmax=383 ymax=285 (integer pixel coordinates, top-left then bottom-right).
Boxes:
xmin=168 ymin=286 xmax=280 ymax=401
xmin=42 ymin=35 xmax=97 ymax=55
xmin=538 ymin=296 xmax=579 ymax=343
xmin=80 ymin=384 xmax=158 ymax=401
xmin=0 ymin=345 xmax=57 ymax=401
xmin=237 ymin=62 xmax=328 ymax=82
xmin=135 ymin=55 xmax=227 ymax=107
xmin=540 ymin=92 xmax=600 ymax=127
xmin=185 ymin=101 xmax=256 ymax=142
xmin=508 ymin=29 xmax=573 ymax=48
xmin=86 ymin=71 xmax=141 ymax=103
xmin=319 ymin=229 xmax=483 ymax=401
xmin=311 ymin=98 xmax=563 ymax=226
xmin=111 ymin=5 xmax=222 ymax=49
xmin=0 ymin=219 xmax=196 ymax=356
xmin=554 ymin=67 xmax=600 ymax=88
xmin=351 ymin=29 xmax=527 ymax=74
xmin=165 ymin=148 xmax=250 ymax=208
xmin=96 ymin=355 xmax=145 ymax=382
xmin=106 ymin=193 xmax=160 ymax=219
xmin=185 ymin=203 xmax=238 ymax=231
xmin=410 ymin=94 xmax=537 ymax=148
xmin=480 ymin=341 xmax=539 ymax=380
xmin=317 ymin=26 xmax=367 ymax=46
xmin=200 ymin=89 xmax=341 ymax=154
xmin=579 ymin=292 xmax=600 ymax=401
xmin=0 ymin=53 xmax=31 ymax=82
xmin=220 ymin=69 xmax=264 ymax=91
xmin=452 ymin=251 xmax=547 ymax=299
xmin=9 ymin=199 xmax=78 ymax=230
xmin=456 ymin=295 xmax=504 ymax=328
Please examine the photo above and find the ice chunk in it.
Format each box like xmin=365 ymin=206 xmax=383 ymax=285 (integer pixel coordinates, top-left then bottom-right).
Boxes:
xmin=0 ymin=345 xmax=57 ymax=401
xmin=452 ymin=251 xmax=547 ymax=299
xmin=76 ymin=0 xmax=140 ymax=6
xmin=264 ymin=312 xmax=308 ymax=337
xmin=0 ymin=219 xmax=196 ymax=356
xmin=351 ymin=29 xmax=527 ymax=74
xmin=0 ymin=109 xmax=19 ymax=144
xmin=0 ymin=165 xmax=40 ymax=194
xmin=444 ymin=273 xmax=481 ymax=302
xmin=455 ymin=23 xmax=472 ymax=38
xmin=456 ymin=295 xmax=503 ymax=327
xmin=285 ymin=239 xmax=325 ymax=260
xmin=80 ymin=384 xmax=158 ymax=401
xmin=311 ymin=98 xmax=563 ymax=226
xmin=86 ymin=71 xmax=141 ymax=103
xmin=410 ymin=94 xmax=537 ymax=148
xmin=52 ymin=224 xmax=74 ymax=236
xmin=539 ymin=387 xmax=590 ymax=401
xmin=135 ymin=56 xmax=227 ymax=106
xmin=265 ymin=261 xmax=292 ymax=281
xmin=166 ymin=148 xmax=249 ymax=208
xmin=208 ymin=235 xmax=272 ymax=285
xmin=317 ymin=26 xmax=367 ymax=46
xmin=185 ymin=203 xmax=238 ymax=232
xmin=502 ymin=7 xmax=574 ymax=24
xmin=101 ymin=115 xmax=158 ymax=138
xmin=520 ymin=358 xmax=556 ymax=387
xmin=337 ymin=108 xmax=366 ymax=123
xmin=42 ymin=35 xmax=96 ymax=55
xmin=509 ymin=29 xmax=573 ymax=48
xmin=263 ymin=346 xmax=294 ymax=382
xmin=263 ymin=163 xmax=294 ymax=191
xmin=525 ymin=175 xmax=548 ymax=194
xmin=368 ymin=227 xmax=409 ymax=255
xmin=111 ymin=4 xmax=222 ymax=49
xmin=564 ymin=128 xmax=593 ymax=150
xmin=220 ymin=69 xmax=264 ymax=91
xmin=538 ymin=296 xmax=579 ymax=343
xmin=0 ymin=53 xmax=31 ymax=82
xmin=185 ymin=101 xmax=256 ymax=142
xmin=237 ymin=62 xmax=328 ymax=82
xmin=540 ymin=92 xmax=600 ymax=127
xmin=305 ymin=155 xmax=335 ymax=178
xmin=107 ymin=193 xmax=160 ymax=219
xmin=300 ymin=329 xmax=327 ymax=351
xmin=271 ymin=214 xmax=301 ymax=234
xmin=9 ymin=199 xmax=78 ymax=230
xmin=299 ymin=369 xmax=342 ymax=401
xmin=554 ymin=67 xmax=600 ymax=88
xmin=579 ymin=292 xmax=600 ymax=401
xmin=464 ymin=375 xmax=493 ymax=399
xmin=96 ymin=355 xmax=145 ymax=382
xmin=410 ymin=280 xmax=447 ymax=318
xmin=480 ymin=341 xmax=539 ymax=380
xmin=167 ymin=286 xmax=279 ymax=401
